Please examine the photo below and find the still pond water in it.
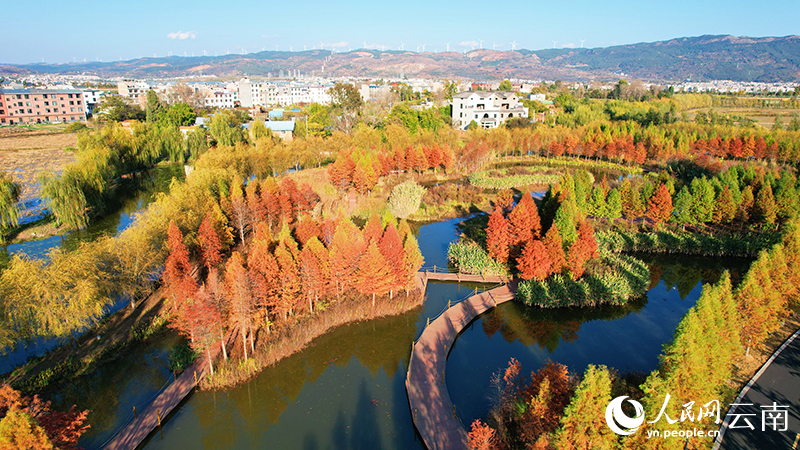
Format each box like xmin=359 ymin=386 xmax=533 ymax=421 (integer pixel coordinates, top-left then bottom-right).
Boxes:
xmin=67 ymin=216 xmax=749 ymax=450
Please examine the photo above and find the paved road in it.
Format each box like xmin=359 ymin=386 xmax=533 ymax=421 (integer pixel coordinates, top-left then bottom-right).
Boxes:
xmin=716 ymin=329 xmax=800 ymax=449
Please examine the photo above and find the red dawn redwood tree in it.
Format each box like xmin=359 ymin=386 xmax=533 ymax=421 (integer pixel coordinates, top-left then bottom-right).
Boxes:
xmin=164 ymin=221 xmax=197 ymax=310
xmin=299 ymin=237 xmax=329 ymax=313
xmin=468 ymin=419 xmax=498 ymax=450
xmin=248 ymin=226 xmax=280 ymax=332
xmin=224 ymin=251 xmax=254 ymax=361
xmin=260 ymin=178 xmax=282 ymax=230
xmin=197 ymin=211 xmax=223 ymax=270
xmin=275 ymin=242 xmax=301 ymax=318
xmin=542 ymin=224 xmax=566 ymax=275
xmin=517 ymin=240 xmax=551 ymax=281
xmin=294 ymin=215 xmax=321 ymax=246
xmin=329 ymin=218 xmax=365 ymax=296
xmin=173 ymin=287 xmax=221 ymax=375
xmin=567 ymin=221 xmax=599 ymax=280
xmin=487 ymin=207 xmax=511 ymax=264
xmin=357 ymin=241 xmax=394 ymax=307
xmin=646 ymin=184 xmax=673 ymax=228
xmin=379 ymin=222 xmax=406 ymax=298
xmin=362 ymin=213 xmax=384 ymax=245
xmin=0 ymin=384 xmax=89 ymax=450
xmin=508 ymin=197 xmax=532 ymax=246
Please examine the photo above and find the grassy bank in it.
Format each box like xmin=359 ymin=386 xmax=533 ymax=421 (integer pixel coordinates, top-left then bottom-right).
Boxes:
xmin=201 ymin=290 xmax=424 ymax=390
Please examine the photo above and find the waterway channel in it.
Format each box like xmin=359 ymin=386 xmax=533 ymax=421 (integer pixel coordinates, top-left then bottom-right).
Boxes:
xmin=65 ymin=214 xmax=751 ymax=450
xmin=0 ymin=164 xmax=186 ymax=374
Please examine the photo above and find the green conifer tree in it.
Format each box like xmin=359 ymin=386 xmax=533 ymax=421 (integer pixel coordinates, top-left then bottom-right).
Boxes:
xmin=754 ymin=182 xmax=778 ymax=226
xmin=555 ymin=365 xmax=616 ymax=450
xmin=690 ymin=177 xmax=715 ymax=223
xmin=605 ymin=189 xmax=622 ymax=219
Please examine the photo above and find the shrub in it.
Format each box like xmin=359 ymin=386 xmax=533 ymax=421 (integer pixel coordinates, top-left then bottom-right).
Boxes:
xmin=387 ymin=180 xmax=426 ymax=218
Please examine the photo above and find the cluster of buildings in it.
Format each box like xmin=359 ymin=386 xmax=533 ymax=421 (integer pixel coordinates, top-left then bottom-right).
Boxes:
xmin=115 ymin=77 xmax=455 ymax=110
xmin=117 ymin=78 xmax=335 ymax=109
xmin=675 ymin=80 xmax=799 ymax=94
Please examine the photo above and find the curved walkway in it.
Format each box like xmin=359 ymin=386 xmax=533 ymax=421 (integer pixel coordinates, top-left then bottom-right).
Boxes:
xmin=104 ymin=340 xmax=224 ymax=450
xmin=713 ymin=327 xmax=800 ymax=450
xmin=406 ymin=275 xmax=518 ymax=450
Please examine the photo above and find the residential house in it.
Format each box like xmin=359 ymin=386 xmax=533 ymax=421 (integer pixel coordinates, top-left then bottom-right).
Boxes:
xmin=451 ymin=91 xmax=528 ymax=129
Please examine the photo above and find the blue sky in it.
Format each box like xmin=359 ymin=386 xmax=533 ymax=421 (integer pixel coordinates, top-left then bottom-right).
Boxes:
xmin=2 ymin=0 xmax=798 ymax=64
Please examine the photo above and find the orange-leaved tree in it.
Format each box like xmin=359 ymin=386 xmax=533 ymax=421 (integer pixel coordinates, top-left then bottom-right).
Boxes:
xmin=567 ymin=220 xmax=598 ymax=280
xmin=518 ymin=240 xmax=551 ymax=281
xmin=542 ymin=224 xmax=566 ymax=276
xmin=224 ymin=251 xmax=254 ymax=361
xmin=197 ymin=210 xmax=223 ymax=270
xmin=487 ymin=207 xmax=510 ymax=264
xmin=163 ymin=221 xmax=197 ymax=310
xmin=357 ymin=241 xmax=394 ymax=307
xmin=379 ymin=222 xmax=406 ymax=298
xmin=646 ymin=184 xmax=673 ymax=228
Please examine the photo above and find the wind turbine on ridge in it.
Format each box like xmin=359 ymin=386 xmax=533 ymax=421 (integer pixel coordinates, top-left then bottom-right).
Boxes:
xmin=510 ymin=40 xmax=517 ymax=51
xmin=552 ymin=40 xmax=558 ymax=49
xmin=421 ymin=43 xmax=426 ymax=52
xmin=400 ymin=42 xmax=405 ymax=51
xmin=445 ymin=42 xmax=451 ymax=52
xmin=479 ymin=39 xmax=484 ymax=49
xmin=580 ymin=39 xmax=585 ymax=48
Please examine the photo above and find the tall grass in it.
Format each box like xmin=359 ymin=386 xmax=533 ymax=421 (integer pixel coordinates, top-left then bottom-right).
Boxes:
xmin=468 ymin=168 xmax=562 ymax=189
xmin=597 ymin=228 xmax=781 ymax=257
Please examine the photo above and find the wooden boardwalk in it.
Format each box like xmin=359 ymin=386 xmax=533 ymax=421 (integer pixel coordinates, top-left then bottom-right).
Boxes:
xmin=406 ymin=277 xmax=518 ymax=450
xmin=421 ymin=271 xmax=508 ymax=285
xmin=104 ymin=334 xmax=229 ymax=450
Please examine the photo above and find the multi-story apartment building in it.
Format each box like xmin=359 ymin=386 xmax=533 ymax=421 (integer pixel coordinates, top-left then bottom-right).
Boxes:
xmin=238 ymin=78 xmax=263 ymax=108
xmin=117 ymin=80 xmax=150 ymax=100
xmin=451 ymin=91 xmax=528 ymax=129
xmin=81 ymin=89 xmax=104 ymax=116
xmin=204 ymin=90 xmax=238 ymax=109
xmin=237 ymin=79 xmax=332 ymax=107
xmin=0 ymin=89 xmax=88 ymax=124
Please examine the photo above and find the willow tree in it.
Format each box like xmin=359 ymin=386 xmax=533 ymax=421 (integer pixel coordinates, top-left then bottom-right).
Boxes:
xmin=0 ymin=172 xmax=21 ymax=243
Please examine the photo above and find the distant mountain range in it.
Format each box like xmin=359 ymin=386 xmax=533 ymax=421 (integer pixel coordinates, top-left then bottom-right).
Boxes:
xmin=4 ymin=35 xmax=800 ymax=83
